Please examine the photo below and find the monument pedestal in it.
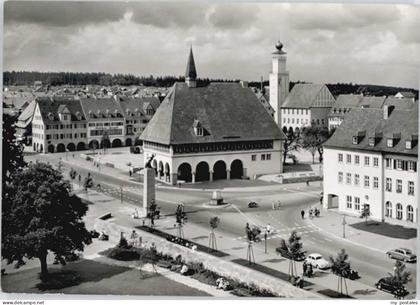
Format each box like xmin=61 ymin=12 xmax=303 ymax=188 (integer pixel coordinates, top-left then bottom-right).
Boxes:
xmin=142 ymin=167 xmax=156 ymax=217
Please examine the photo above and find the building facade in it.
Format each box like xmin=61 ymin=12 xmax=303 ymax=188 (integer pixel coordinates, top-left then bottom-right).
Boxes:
xmin=29 ymin=95 xmax=160 ymax=153
xmin=140 ymin=47 xmax=285 ymax=185
xmin=323 ymin=106 xmax=418 ymax=227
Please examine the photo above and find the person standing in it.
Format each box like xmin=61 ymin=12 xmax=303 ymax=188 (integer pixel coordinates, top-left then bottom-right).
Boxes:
xmin=301 ymin=210 xmax=305 ymax=219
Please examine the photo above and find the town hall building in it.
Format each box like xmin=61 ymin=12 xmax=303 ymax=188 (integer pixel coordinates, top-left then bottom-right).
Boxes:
xmin=140 ymin=47 xmax=285 ymax=185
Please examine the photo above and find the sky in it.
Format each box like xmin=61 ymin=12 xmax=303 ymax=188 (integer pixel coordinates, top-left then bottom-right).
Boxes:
xmin=4 ymin=1 xmax=420 ymax=88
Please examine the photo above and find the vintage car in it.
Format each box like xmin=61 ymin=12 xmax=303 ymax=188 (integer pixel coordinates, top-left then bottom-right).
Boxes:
xmin=386 ymin=248 xmax=417 ymax=263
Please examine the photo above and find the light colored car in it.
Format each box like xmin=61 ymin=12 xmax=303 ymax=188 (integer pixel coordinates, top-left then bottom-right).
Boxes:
xmin=305 ymin=253 xmax=330 ymax=269
xmin=386 ymin=248 xmax=417 ymax=263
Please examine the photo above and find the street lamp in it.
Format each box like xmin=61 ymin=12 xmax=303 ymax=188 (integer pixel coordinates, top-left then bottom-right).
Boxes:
xmin=342 ymin=215 xmax=347 ymax=238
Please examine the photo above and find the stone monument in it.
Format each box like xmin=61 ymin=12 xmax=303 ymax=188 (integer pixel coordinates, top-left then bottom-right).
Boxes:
xmin=142 ymin=154 xmax=156 ymax=217
xmin=211 ymin=190 xmax=224 ymax=205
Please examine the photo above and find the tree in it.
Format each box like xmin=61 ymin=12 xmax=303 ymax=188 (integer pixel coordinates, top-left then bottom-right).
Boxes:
xmin=388 ymin=260 xmax=411 ymax=298
xmin=360 ymin=204 xmax=370 ymax=224
xmin=301 ymin=126 xmax=330 ymax=164
xmin=101 ymin=131 xmax=110 ymax=153
xmin=330 ymin=249 xmax=351 ymax=295
xmin=83 ymin=172 xmax=94 ymax=194
xmin=2 ymin=113 xmax=26 ymax=185
xmin=69 ymin=168 xmax=77 ymax=180
xmin=2 ymin=162 xmax=92 ymax=280
xmin=276 ymin=231 xmax=304 ymax=279
xmin=209 ymin=216 xmax=220 ymax=250
xmin=282 ymin=127 xmax=301 ymax=165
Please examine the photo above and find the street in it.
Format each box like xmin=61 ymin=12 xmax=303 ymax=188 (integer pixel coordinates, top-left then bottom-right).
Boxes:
xmin=26 ymin=150 xmax=417 ymax=298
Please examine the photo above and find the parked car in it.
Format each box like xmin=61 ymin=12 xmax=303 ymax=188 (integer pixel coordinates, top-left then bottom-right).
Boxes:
xmin=305 ymin=253 xmax=330 ymax=269
xmin=375 ymin=277 xmax=408 ymax=296
xmin=248 ymin=201 xmax=259 ymax=208
xmin=386 ymin=248 xmax=417 ymax=263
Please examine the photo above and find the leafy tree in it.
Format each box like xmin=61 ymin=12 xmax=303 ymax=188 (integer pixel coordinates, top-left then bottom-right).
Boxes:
xmin=1 ymin=162 xmax=92 ymax=280
xmin=388 ymin=260 xmax=411 ymax=295
xmin=69 ymin=168 xmax=77 ymax=180
xmin=330 ymin=249 xmax=351 ymax=295
xmin=83 ymin=173 xmax=94 ymax=193
xmin=301 ymin=126 xmax=330 ymax=164
xmin=282 ymin=127 xmax=301 ymax=165
xmin=360 ymin=205 xmax=370 ymax=224
xmin=209 ymin=216 xmax=220 ymax=250
xmin=276 ymin=231 xmax=304 ymax=278
xmin=2 ymin=113 xmax=26 ymax=185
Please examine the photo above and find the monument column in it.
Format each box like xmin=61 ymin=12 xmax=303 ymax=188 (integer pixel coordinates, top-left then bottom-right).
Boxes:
xmin=143 ymin=167 xmax=156 ymax=217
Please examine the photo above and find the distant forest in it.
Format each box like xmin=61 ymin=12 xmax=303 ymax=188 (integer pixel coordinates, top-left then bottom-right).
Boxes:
xmin=3 ymin=71 xmax=237 ymax=88
xmin=3 ymin=71 xmax=418 ymax=99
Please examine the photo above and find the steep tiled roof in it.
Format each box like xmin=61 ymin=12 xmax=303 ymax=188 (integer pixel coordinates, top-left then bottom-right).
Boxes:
xmin=383 ymin=97 xmax=416 ymax=110
xmin=36 ymin=96 xmax=86 ymax=124
xmin=328 ymin=94 xmax=364 ymax=117
xmin=16 ymin=100 xmax=37 ymax=128
xmin=359 ymin=96 xmax=386 ymax=108
xmin=282 ymin=83 xmax=328 ymax=108
xmin=79 ymin=97 xmax=124 ymax=121
xmin=117 ymin=96 xmax=160 ymax=117
xmin=324 ymin=107 xmax=418 ymax=156
xmin=140 ymin=82 xmax=284 ymax=145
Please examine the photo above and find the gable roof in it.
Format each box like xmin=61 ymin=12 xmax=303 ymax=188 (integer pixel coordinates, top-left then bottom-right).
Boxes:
xmin=282 ymin=83 xmax=334 ymax=108
xmin=117 ymin=96 xmax=160 ymax=117
xmin=359 ymin=96 xmax=386 ymax=108
xmin=383 ymin=97 xmax=416 ymax=110
xmin=140 ymin=82 xmax=284 ymax=145
xmin=16 ymin=99 xmax=37 ymax=128
xmin=36 ymin=96 xmax=86 ymax=124
xmin=79 ymin=97 xmax=124 ymax=120
xmin=324 ymin=107 xmax=418 ymax=156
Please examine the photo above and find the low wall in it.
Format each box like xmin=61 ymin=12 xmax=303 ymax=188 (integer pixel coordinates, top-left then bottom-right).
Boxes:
xmin=94 ymin=218 xmax=320 ymax=299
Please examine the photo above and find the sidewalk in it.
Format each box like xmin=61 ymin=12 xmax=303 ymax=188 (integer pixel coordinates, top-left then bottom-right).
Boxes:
xmin=309 ymin=207 xmax=417 ymax=254
xmin=77 ymin=186 xmax=392 ymax=299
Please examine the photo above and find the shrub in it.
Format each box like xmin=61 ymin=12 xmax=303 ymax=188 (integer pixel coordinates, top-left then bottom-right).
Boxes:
xmin=106 ymin=247 xmax=140 ymax=261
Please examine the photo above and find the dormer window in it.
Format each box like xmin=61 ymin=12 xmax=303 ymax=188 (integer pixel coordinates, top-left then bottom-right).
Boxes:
xmin=352 ymin=136 xmax=358 ymax=145
xmin=406 ymin=140 xmax=412 ymax=150
xmin=193 ymin=119 xmax=204 ymax=137
xmin=352 ymin=130 xmax=365 ymax=145
xmin=405 ymin=135 xmax=417 ymax=150
xmin=48 ymin=112 xmax=54 ymax=121
xmin=368 ymin=137 xmax=375 ymax=147
xmin=387 ymin=138 xmax=394 ymax=147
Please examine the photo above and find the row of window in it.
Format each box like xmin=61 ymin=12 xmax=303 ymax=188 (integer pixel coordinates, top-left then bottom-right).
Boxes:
xmin=88 ymin=122 xmax=124 ymax=127
xmin=126 ymin=119 xmax=149 ymax=124
xmin=90 ymin=129 xmax=123 ymax=136
xmin=46 ymin=123 xmax=87 ymax=130
xmin=33 ymin=123 xmax=44 ymax=130
xmin=345 ymin=196 xmax=361 ymax=211
xmin=283 ymin=118 xmax=309 ymax=125
xmin=385 ymin=178 xmax=415 ymax=195
xmin=338 ymin=172 xmax=415 ymax=195
xmin=251 ymin=154 xmax=272 ymax=161
xmin=385 ymin=202 xmax=415 ymax=222
xmin=338 ymin=153 xmax=379 ymax=167
xmin=385 ymin=158 xmax=417 ymax=172
xmin=46 ymin=133 xmax=87 ymax=140
xmin=339 ymin=172 xmax=379 ymax=188
xmin=282 ymin=109 xmax=309 ymax=115
xmin=33 ymin=133 xmax=43 ymax=140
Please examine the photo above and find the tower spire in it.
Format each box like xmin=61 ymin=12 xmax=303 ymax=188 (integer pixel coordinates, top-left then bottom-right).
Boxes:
xmin=185 ymin=46 xmax=197 ymax=87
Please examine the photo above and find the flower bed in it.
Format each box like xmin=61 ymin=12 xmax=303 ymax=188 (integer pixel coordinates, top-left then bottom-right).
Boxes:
xmin=136 ymin=225 xmax=230 ymax=258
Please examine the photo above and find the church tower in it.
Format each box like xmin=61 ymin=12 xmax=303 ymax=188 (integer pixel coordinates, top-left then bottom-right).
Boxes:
xmin=185 ymin=46 xmax=197 ymax=88
xmin=269 ymin=41 xmax=289 ymax=126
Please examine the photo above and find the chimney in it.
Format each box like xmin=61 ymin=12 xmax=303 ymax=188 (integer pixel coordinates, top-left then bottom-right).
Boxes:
xmin=383 ymin=105 xmax=395 ymax=119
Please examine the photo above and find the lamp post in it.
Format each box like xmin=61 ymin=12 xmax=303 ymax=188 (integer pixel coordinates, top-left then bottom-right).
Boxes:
xmin=120 ymin=185 xmax=123 ymax=204
xmin=342 ymin=215 xmax=347 ymax=238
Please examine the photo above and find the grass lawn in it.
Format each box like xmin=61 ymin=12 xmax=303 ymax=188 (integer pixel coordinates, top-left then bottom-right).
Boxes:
xmin=350 ymin=221 xmax=417 ymax=239
xmin=1 ymin=259 xmax=209 ymax=296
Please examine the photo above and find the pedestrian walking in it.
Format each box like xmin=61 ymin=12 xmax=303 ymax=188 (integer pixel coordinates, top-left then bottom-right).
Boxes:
xmin=320 ymin=196 xmax=323 ymax=205
xmin=301 ymin=210 xmax=305 ymax=219
xmin=309 ymin=209 xmax=313 ymax=219
xmin=303 ymin=261 xmax=307 ymax=275
xmin=129 ymin=170 xmax=132 ymax=177
xmin=266 ymin=223 xmax=271 ymax=235
xmin=306 ymin=180 xmax=310 ymax=186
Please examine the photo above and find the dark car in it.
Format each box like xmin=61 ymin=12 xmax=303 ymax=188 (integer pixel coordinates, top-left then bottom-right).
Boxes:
xmin=248 ymin=201 xmax=259 ymax=208
xmin=276 ymin=246 xmax=306 ymax=261
xmin=375 ymin=277 xmax=408 ymax=296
